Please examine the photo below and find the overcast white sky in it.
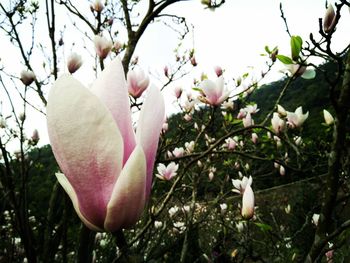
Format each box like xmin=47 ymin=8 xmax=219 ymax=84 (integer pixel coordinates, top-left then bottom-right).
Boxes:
xmin=1 ymin=0 xmax=349 ymax=147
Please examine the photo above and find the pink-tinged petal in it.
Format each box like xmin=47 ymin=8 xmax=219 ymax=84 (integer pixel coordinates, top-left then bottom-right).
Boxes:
xmin=136 ymin=85 xmax=165 ymax=197
xmin=56 ymin=173 xmax=103 ymax=232
xmin=91 ymin=58 xmax=136 ymax=165
xmin=241 ymin=184 xmax=255 ymax=220
xmin=200 ymin=79 xmax=218 ymax=105
xmin=47 ymin=74 xmax=123 ymax=229
xmin=104 ymin=146 xmax=146 ymax=232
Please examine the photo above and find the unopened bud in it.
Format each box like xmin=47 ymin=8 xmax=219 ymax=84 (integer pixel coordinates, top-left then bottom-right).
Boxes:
xmin=113 ymin=41 xmax=122 ymax=53
xmin=20 ymin=70 xmax=35 ymax=86
xmin=31 ymin=129 xmax=40 ymax=145
xmin=270 ymin=48 xmax=278 ymax=62
xmin=214 ymin=66 xmax=223 ymax=77
xmin=323 ymin=4 xmax=336 ymax=33
xmin=164 ymin=65 xmax=169 ymax=77
xmin=174 ymin=86 xmax=182 ymax=99
xmin=67 ymin=52 xmax=83 ymax=74
xmin=18 ymin=112 xmax=26 ymax=122
xmin=190 ymin=56 xmax=197 ymax=66
xmin=92 ymin=0 xmax=104 ymax=13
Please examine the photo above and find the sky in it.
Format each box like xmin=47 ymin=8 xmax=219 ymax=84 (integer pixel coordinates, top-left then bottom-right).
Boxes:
xmin=0 ymin=0 xmax=349 ymax=147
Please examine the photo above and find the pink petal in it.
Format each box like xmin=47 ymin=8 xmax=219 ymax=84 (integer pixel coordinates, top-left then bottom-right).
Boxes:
xmin=56 ymin=173 xmax=103 ymax=232
xmin=104 ymin=146 xmax=146 ymax=232
xmin=136 ymin=86 xmax=165 ymax=197
xmin=47 ymin=75 xmax=123 ymax=229
xmin=91 ymin=58 xmax=136 ymax=165
xmin=200 ymin=79 xmax=218 ymax=105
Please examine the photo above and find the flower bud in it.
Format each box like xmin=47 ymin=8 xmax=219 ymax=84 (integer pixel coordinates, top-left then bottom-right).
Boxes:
xmin=164 ymin=65 xmax=169 ymax=77
xmin=220 ymin=203 xmax=227 ymax=215
xmin=323 ymin=109 xmax=334 ymax=126
xmin=251 ymin=133 xmax=258 ymax=144
xmin=279 ymin=165 xmax=285 ymax=176
xmin=214 ymin=66 xmax=223 ymax=77
xmin=312 ymin=213 xmax=320 ymax=226
xmin=270 ymin=48 xmax=278 ymax=62
xmin=190 ymin=56 xmax=197 ymax=66
xmin=94 ymin=35 xmax=112 ymax=59
xmin=154 ymin=221 xmax=163 ymax=229
xmin=92 ymin=0 xmax=104 ymax=13
xmin=67 ymin=53 xmax=83 ymax=74
xmin=31 ymin=129 xmax=40 ymax=144
xmin=20 ymin=70 xmax=35 ymax=86
xmin=323 ymin=4 xmax=336 ymax=33
xmin=174 ymin=86 xmax=182 ymax=99
xmin=0 ymin=116 xmax=6 ymax=129
xmin=113 ymin=41 xmax=122 ymax=53
xmin=18 ymin=112 xmax=26 ymax=122
xmin=241 ymin=184 xmax=254 ymax=220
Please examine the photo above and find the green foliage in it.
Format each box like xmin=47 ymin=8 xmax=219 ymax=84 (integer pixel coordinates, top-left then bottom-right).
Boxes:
xmin=290 ymin=35 xmax=303 ymax=61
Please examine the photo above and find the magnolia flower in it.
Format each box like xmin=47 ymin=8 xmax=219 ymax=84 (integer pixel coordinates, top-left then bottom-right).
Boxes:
xmin=232 ymin=176 xmax=252 ymax=194
xmin=20 ymin=70 xmax=35 ymax=86
xmin=172 ymin=147 xmax=185 ymax=157
xmin=323 ymin=109 xmax=334 ymax=126
xmin=294 ymin=136 xmax=303 ymax=146
xmin=168 ymin=206 xmax=179 ymax=217
xmin=220 ymin=203 xmax=228 ymax=215
xmin=224 ymin=137 xmax=237 ymax=150
xmin=127 ymin=68 xmax=150 ymax=98
xmin=312 ymin=213 xmax=320 ymax=226
xmin=162 ymin=122 xmax=168 ymax=133
xmin=94 ymin=35 xmax=112 ymax=59
xmin=243 ymin=112 xmax=254 ymax=127
xmin=185 ymin=141 xmax=195 ymax=153
xmin=173 ymin=221 xmax=186 ymax=233
xmin=271 ymin=112 xmax=285 ymax=134
xmin=184 ymin=114 xmax=192 ymax=122
xmin=241 ymin=184 xmax=255 ymax=220
xmin=286 ymin=106 xmax=309 ymax=128
xmin=323 ymin=4 xmax=336 ymax=33
xmin=164 ymin=65 xmax=169 ymax=77
xmin=251 ymin=133 xmax=258 ymax=144
xmin=274 ymin=135 xmax=282 ymax=148
xmin=174 ymin=86 xmax=182 ymax=99
xmin=279 ymin=165 xmax=286 ymax=176
xmin=182 ymin=205 xmax=191 ymax=213
xmin=221 ymin=100 xmax=234 ymax=110
xmin=235 ymin=221 xmax=245 ymax=232
xmin=214 ymin=65 xmax=223 ymax=77
xmin=198 ymin=76 xmax=230 ymax=106
xmin=244 ymin=104 xmax=259 ymax=114
xmin=18 ymin=112 xmax=26 ymax=122
xmin=31 ymin=129 xmax=40 ymax=145
xmin=277 ymin=104 xmax=287 ymax=117
xmin=67 ymin=53 xmax=83 ymax=74
xmin=92 ymin=0 xmax=104 ymax=12
xmin=208 ymin=167 xmax=216 ymax=181
xmin=46 ymin=58 xmax=164 ymax=232
xmin=285 ymin=204 xmax=291 ymax=214
xmin=156 ymin=162 xmax=179 ymax=181
xmin=154 ymin=221 xmax=163 ymax=229
xmin=0 ymin=116 xmax=6 ymax=128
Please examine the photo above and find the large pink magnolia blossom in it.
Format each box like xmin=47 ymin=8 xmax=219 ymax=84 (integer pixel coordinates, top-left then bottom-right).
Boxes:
xmin=47 ymin=58 xmax=165 ymax=232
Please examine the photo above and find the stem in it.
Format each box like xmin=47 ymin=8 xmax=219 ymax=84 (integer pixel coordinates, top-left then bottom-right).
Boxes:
xmin=77 ymin=224 xmax=95 ymax=263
